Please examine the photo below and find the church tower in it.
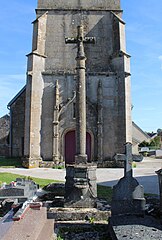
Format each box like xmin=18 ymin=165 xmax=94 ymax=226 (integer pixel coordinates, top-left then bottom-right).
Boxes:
xmin=14 ymin=0 xmax=132 ymax=168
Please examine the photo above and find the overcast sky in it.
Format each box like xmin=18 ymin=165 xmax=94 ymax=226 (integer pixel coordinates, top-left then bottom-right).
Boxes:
xmin=0 ymin=0 xmax=162 ymax=133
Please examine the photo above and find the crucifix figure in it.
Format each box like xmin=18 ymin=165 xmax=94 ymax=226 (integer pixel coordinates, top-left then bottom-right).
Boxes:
xmin=65 ymin=26 xmax=95 ymax=164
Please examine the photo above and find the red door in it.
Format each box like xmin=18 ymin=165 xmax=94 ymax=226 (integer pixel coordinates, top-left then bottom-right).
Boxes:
xmin=65 ymin=130 xmax=91 ymax=164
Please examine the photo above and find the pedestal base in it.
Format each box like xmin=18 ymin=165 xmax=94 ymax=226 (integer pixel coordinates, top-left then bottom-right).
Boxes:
xmin=22 ymin=157 xmax=42 ymax=168
xmin=111 ymin=176 xmax=146 ymax=216
xmin=52 ymin=155 xmax=60 ymax=165
xmin=64 ymin=164 xmax=97 ymax=208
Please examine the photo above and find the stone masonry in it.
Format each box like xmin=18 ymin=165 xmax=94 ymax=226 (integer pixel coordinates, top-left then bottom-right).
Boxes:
xmin=0 ymin=115 xmax=10 ymax=157
xmin=8 ymin=0 xmax=132 ymax=168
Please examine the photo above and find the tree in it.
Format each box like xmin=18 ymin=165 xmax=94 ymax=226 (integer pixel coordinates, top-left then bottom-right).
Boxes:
xmin=157 ymin=129 xmax=162 ymax=134
xmin=153 ymin=136 xmax=161 ymax=148
xmin=149 ymin=140 xmax=155 ymax=147
xmin=139 ymin=140 xmax=149 ymax=147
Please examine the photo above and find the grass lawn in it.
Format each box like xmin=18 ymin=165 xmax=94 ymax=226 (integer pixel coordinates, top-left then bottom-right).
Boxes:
xmin=0 ymin=157 xmax=22 ymax=168
xmin=0 ymin=172 xmax=113 ymax=200
xmin=97 ymin=185 xmax=113 ymax=202
xmin=0 ymin=172 xmax=157 ymax=205
xmin=0 ymin=172 xmax=59 ymax=188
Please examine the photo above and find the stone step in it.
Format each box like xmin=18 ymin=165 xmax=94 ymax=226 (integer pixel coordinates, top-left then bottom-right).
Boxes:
xmin=48 ymin=207 xmax=111 ymax=221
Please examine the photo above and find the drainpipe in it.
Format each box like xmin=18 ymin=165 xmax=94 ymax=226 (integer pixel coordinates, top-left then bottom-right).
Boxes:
xmin=7 ymin=105 xmax=12 ymax=157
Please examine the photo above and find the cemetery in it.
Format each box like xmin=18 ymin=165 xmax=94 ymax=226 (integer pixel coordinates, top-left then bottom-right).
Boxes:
xmin=0 ymin=0 xmax=162 ymax=239
xmin=0 ymin=153 xmax=162 ymax=239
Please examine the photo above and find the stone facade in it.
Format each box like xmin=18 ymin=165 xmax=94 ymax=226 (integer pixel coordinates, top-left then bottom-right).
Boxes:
xmin=8 ymin=0 xmax=132 ymax=168
xmin=8 ymin=87 xmax=26 ymax=157
xmin=0 ymin=115 xmax=10 ymax=156
xmin=37 ymin=0 xmax=121 ymax=10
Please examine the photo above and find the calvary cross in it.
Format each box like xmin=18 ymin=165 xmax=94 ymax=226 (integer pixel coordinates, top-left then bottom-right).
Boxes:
xmin=65 ymin=26 xmax=96 ymax=47
xmin=114 ymin=142 xmax=142 ymax=178
xmin=65 ymin=26 xmax=95 ymax=163
xmin=65 ymin=25 xmax=95 ymax=67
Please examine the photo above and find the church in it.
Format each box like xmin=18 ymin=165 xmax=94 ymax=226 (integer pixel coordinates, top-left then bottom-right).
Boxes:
xmin=8 ymin=0 xmax=132 ymax=168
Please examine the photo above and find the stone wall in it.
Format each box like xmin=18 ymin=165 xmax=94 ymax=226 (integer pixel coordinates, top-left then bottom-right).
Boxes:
xmin=40 ymin=11 xmax=119 ymax=72
xmin=36 ymin=9 xmax=130 ymax=162
xmin=37 ymin=0 xmax=121 ymax=10
xmin=0 ymin=115 xmax=10 ymax=157
xmin=10 ymin=91 xmax=26 ymax=157
xmin=11 ymin=0 xmax=132 ymax=167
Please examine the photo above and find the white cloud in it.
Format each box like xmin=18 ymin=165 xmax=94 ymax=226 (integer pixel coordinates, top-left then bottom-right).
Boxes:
xmin=158 ymin=55 xmax=162 ymax=60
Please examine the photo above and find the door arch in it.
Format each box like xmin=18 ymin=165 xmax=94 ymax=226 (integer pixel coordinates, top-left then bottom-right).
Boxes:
xmin=65 ymin=130 xmax=91 ymax=164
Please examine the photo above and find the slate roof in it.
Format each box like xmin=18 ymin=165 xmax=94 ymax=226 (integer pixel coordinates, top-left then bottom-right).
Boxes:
xmin=7 ymin=86 xmax=26 ymax=107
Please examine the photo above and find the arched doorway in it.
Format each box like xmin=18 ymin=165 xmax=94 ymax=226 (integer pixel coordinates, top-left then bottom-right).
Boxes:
xmin=65 ymin=130 xmax=91 ymax=164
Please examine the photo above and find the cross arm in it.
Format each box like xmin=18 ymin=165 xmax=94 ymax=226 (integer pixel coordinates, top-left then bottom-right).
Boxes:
xmin=65 ymin=37 xmax=78 ymax=44
xmin=84 ymin=37 xmax=96 ymax=44
xmin=114 ymin=153 xmax=143 ymax=162
xmin=114 ymin=154 xmax=126 ymax=161
xmin=65 ymin=37 xmax=96 ymax=44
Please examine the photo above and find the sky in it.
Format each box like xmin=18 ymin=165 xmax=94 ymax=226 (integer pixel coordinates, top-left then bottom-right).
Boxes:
xmin=0 ymin=0 xmax=162 ymax=133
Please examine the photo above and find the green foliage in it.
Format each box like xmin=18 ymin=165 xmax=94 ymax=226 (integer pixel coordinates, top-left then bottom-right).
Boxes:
xmin=143 ymin=152 xmax=148 ymax=157
xmin=89 ymin=217 xmax=95 ymax=224
xmin=57 ymin=235 xmax=64 ymax=240
xmin=153 ymin=136 xmax=161 ymax=147
xmin=139 ymin=140 xmax=149 ymax=147
xmin=27 ymin=176 xmax=33 ymax=181
xmin=0 ymin=157 xmax=22 ymax=168
xmin=53 ymin=165 xmax=64 ymax=169
xmin=132 ymin=162 xmax=136 ymax=168
xmin=149 ymin=140 xmax=155 ymax=146
xmin=144 ymin=193 xmax=158 ymax=197
xmin=97 ymin=184 xmax=112 ymax=202
xmin=139 ymin=136 xmax=161 ymax=149
xmin=157 ymin=129 xmax=162 ymax=134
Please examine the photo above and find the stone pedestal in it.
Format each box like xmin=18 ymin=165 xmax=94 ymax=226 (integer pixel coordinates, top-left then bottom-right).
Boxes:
xmin=22 ymin=157 xmax=42 ymax=168
xmin=64 ymin=164 xmax=97 ymax=208
xmin=111 ymin=176 xmax=145 ymax=215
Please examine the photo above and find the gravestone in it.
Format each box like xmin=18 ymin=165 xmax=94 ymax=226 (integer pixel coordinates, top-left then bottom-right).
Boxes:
xmin=64 ymin=26 xmax=97 ymax=208
xmin=111 ymin=142 xmax=146 ymax=215
xmin=155 ymin=169 xmax=162 ymax=213
xmin=0 ymin=178 xmax=38 ymax=202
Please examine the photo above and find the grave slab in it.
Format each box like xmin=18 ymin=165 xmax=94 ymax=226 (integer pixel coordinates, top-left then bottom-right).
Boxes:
xmin=109 ymin=215 xmax=162 ymax=240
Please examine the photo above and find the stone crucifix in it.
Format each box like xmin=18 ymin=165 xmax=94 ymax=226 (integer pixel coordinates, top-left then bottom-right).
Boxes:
xmin=112 ymin=142 xmax=145 ymax=215
xmin=65 ymin=26 xmax=95 ymax=164
xmin=114 ymin=142 xmax=142 ymax=178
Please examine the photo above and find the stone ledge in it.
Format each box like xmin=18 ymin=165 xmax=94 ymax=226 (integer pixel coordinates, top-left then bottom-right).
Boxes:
xmin=48 ymin=207 xmax=111 ymax=221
